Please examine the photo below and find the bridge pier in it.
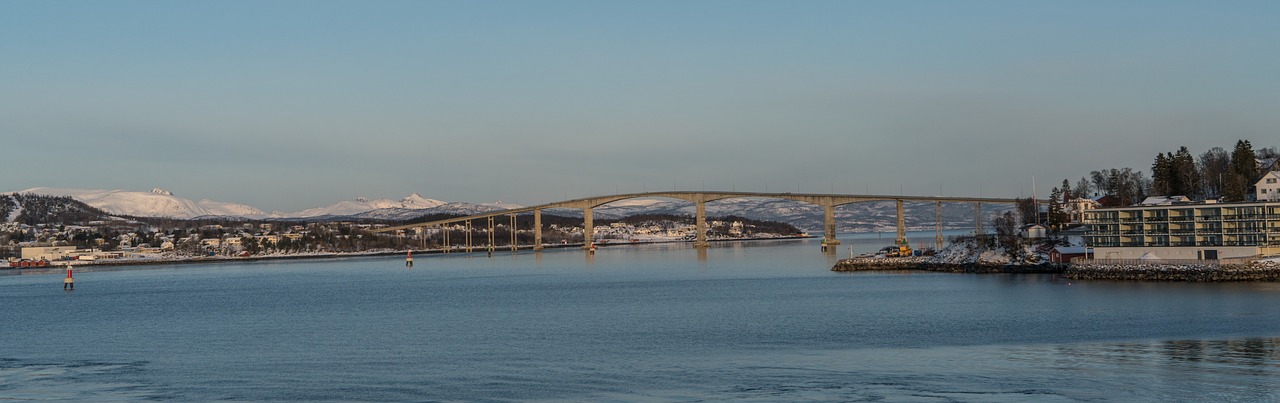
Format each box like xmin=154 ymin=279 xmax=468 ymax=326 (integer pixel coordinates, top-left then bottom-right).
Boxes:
xmin=534 ymin=209 xmax=543 ymax=251
xmin=896 ymin=199 xmax=906 ymax=245
xmin=695 ymin=201 xmax=709 ymax=247
xmin=466 ymin=221 xmax=473 ymax=253
xmin=935 ymin=201 xmax=944 ymax=250
xmin=823 ymin=205 xmax=840 ymax=246
xmin=488 ymin=216 xmax=495 ymax=254
xmin=582 ymin=206 xmax=594 ymax=250
xmin=510 ymin=214 xmax=517 ymax=252
xmin=975 ymin=203 xmax=985 ymax=246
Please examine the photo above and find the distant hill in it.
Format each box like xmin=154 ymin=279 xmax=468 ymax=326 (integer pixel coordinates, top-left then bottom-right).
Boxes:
xmin=16 ymin=187 xmax=263 ymax=219
xmin=1 ymin=193 xmax=114 ymax=226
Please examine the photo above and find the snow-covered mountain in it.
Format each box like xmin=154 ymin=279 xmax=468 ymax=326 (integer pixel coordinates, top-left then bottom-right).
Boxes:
xmin=8 ymin=187 xmax=502 ymax=221
xmin=15 ymin=187 xmax=264 ymax=219
xmin=284 ymin=193 xmax=446 ymax=218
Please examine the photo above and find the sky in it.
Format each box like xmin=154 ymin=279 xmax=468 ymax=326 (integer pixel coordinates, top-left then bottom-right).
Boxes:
xmin=3 ymin=1 xmax=1279 ymax=212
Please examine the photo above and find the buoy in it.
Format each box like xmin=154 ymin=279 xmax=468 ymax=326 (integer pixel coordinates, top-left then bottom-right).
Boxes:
xmin=406 ymin=250 xmax=413 ymax=267
xmin=64 ymin=268 xmax=74 ymax=290
xmin=588 ymin=242 xmax=596 ymax=254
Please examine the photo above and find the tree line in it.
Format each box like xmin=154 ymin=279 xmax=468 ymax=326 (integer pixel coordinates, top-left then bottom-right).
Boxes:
xmin=1149 ymin=140 xmax=1275 ymax=202
xmin=1022 ymin=139 xmax=1276 ymax=230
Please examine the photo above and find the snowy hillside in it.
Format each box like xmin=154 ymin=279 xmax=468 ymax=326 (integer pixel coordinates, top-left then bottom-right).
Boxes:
xmin=16 ymin=187 xmax=264 ymax=219
xmin=284 ymin=193 xmax=446 ymax=218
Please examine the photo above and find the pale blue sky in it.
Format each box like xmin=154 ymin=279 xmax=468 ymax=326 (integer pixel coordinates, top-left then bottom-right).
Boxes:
xmin=3 ymin=1 xmax=1278 ymax=211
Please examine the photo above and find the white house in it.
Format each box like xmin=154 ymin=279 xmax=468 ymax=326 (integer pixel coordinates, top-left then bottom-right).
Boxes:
xmin=1067 ymin=198 xmax=1100 ymax=223
xmin=1257 ymin=171 xmax=1280 ymax=202
xmin=1020 ymin=224 xmax=1047 ymax=239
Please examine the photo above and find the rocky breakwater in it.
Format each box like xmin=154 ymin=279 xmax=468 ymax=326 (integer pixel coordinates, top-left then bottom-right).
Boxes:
xmin=1065 ymin=259 xmax=1280 ymax=282
xmin=831 ymin=257 xmax=1058 ymax=274
xmin=832 ymin=257 xmax=926 ymax=271
xmin=833 ymin=238 xmax=1061 ymax=274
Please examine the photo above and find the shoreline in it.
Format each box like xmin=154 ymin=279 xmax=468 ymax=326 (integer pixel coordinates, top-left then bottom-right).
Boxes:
xmin=2 ymin=235 xmax=814 ymax=276
xmin=831 ymin=257 xmax=1062 ymax=275
xmin=833 ymin=257 xmax=1280 ymax=281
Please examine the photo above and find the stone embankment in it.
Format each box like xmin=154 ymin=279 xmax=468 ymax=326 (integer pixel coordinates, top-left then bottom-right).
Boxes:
xmin=832 ymin=257 xmax=1059 ymax=274
xmin=835 ymin=256 xmax=1280 ymax=281
xmin=1064 ymin=260 xmax=1280 ymax=282
xmin=831 ymin=257 xmax=925 ymax=271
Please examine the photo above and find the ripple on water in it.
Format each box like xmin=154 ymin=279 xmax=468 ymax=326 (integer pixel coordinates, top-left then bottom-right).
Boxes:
xmin=0 ymin=359 xmax=165 ymax=401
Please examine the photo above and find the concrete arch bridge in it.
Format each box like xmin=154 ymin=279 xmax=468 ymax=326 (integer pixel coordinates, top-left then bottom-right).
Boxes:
xmin=373 ymin=191 xmax=1031 ymax=251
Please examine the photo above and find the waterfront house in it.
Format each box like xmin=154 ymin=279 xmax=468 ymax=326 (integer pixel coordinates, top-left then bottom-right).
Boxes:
xmin=1050 ymin=246 xmax=1088 ymax=263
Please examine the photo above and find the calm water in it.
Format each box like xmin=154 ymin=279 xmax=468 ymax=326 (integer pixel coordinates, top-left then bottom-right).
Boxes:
xmin=4 ymin=232 xmax=1280 ymax=402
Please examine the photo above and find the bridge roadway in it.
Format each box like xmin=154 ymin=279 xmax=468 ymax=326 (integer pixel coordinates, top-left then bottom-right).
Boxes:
xmin=372 ymin=191 xmax=1031 ymax=250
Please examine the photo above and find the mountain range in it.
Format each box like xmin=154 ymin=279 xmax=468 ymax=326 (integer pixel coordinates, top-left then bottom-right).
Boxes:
xmin=7 ymin=187 xmax=1009 ymax=232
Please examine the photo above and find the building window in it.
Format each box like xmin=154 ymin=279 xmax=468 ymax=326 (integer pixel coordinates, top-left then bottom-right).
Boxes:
xmin=1269 ymin=178 xmax=1278 ymax=184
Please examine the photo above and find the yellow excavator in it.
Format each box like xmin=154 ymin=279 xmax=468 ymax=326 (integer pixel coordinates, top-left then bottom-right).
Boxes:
xmin=878 ymin=239 xmax=913 ymax=257
xmin=893 ymin=238 xmax=912 ymax=257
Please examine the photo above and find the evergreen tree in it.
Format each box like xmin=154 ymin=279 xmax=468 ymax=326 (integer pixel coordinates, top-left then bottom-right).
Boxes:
xmin=1048 ymin=187 xmax=1063 ymax=229
xmin=1061 ymin=179 xmax=1072 ymax=201
xmin=1225 ymin=140 xmax=1256 ymax=202
xmin=1152 ymin=153 xmax=1171 ymax=196
xmin=1173 ymin=146 xmax=1200 ymax=198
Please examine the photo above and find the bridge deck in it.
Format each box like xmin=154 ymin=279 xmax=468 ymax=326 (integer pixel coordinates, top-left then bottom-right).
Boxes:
xmin=373 ymin=192 xmax=1037 ymax=247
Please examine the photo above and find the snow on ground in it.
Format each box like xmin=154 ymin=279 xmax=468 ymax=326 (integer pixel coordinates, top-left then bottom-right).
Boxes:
xmin=4 ymin=204 xmax=21 ymax=223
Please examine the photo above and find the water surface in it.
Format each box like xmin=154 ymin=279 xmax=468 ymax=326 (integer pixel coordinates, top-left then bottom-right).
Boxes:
xmin=3 ymin=233 xmax=1279 ymax=401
